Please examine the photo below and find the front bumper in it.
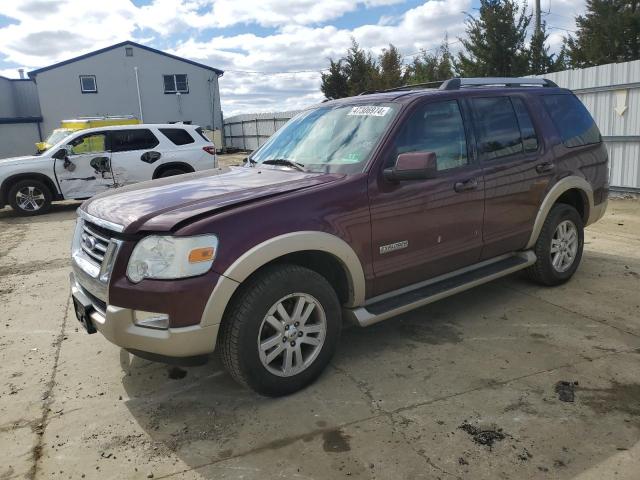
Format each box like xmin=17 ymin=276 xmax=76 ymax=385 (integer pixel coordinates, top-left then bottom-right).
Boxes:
xmin=70 ymin=272 xmax=219 ymax=358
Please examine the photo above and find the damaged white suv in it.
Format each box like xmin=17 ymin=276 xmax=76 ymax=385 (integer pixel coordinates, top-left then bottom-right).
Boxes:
xmin=0 ymin=124 xmax=217 ymax=215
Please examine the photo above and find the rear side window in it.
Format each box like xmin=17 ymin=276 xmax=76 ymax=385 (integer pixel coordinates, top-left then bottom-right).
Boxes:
xmin=393 ymin=100 xmax=468 ymax=171
xmin=542 ymin=94 xmax=601 ymax=147
xmin=511 ymin=97 xmax=539 ymax=152
xmin=110 ymin=129 xmax=159 ymax=152
xmin=195 ymin=127 xmax=210 ymax=142
xmin=471 ymin=97 xmax=523 ymax=161
xmin=159 ymin=128 xmax=195 ymax=145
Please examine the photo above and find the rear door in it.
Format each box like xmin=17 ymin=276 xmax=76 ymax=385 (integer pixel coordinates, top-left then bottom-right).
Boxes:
xmin=54 ymin=131 xmax=114 ymax=199
xmin=109 ymin=128 xmax=161 ymax=187
xmin=469 ymin=94 xmax=552 ymax=259
xmin=368 ymin=98 xmax=485 ymax=296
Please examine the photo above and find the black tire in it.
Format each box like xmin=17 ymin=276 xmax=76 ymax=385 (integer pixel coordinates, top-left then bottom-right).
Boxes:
xmin=526 ymin=203 xmax=584 ymax=286
xmin=158 ymin=168 xmax=188 ymax=178
xmin=218 ymin=264 xmax=342 ymax=396
xmin=8 ymin=179 xmax=52 ymax=216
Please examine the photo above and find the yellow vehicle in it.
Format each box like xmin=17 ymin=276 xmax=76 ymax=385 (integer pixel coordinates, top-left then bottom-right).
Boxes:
xmin=36 ymin=116 xmax=140 ymax=153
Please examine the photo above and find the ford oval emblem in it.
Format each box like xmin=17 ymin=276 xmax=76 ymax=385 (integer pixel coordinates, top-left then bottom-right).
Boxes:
xmin=84 ymin=236 xmax=97 ymax=250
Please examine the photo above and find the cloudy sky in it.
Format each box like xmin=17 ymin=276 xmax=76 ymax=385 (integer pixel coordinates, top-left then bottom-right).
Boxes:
xmin=0 ymin=0 xmax=584 ymax=116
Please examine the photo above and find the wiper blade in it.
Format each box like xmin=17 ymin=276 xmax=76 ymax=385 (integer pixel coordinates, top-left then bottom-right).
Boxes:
xmin=261 ymin=158 xmax=306 ymax=172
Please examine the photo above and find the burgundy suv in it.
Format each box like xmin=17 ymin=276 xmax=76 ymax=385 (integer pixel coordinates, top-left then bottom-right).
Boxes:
xmin=70 ymin=77 xmax=608 ymax=396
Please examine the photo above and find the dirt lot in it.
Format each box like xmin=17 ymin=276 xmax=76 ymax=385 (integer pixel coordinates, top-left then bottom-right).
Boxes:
xmin=1 ymin=186 xmax=639 ymax=479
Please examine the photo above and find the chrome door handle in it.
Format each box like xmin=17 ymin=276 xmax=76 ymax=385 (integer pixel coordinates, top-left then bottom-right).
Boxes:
xmin=454 ymin=178 xmax=478 ymax=192
xmin=536 ymin=162 xmax=555 ymax=173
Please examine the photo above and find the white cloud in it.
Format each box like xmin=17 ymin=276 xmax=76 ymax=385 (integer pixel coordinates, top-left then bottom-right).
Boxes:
xmin=0 ymin=0 xmax=587 ymax=116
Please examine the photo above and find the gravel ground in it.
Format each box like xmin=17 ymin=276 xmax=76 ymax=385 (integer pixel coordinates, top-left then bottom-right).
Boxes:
xmin=1 ymin=174 xmax=639 ymax=479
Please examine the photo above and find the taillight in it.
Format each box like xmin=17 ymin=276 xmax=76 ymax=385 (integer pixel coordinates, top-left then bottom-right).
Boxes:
xmin=202 ymin=146 xmax=216 ymax=155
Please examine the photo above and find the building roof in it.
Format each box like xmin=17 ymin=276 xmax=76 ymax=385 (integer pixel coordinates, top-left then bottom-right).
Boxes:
xmin=28 ymin=40 xmax=224 ymax=78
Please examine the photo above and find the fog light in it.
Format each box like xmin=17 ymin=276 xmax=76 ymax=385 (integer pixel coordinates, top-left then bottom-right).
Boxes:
xmin=134 ymin=311 xmax=169 ymax=330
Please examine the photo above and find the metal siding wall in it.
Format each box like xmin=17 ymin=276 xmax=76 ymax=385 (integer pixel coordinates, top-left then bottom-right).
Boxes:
xmin=223 ymin=111 xmax=301 ymax=150
xmin=0 ymin=122 xmax=40 ymax=159
xmin=11 ymin=81 xmax=41 ymax=117
xmin=535 ymin=60 xmax=640 ymax=190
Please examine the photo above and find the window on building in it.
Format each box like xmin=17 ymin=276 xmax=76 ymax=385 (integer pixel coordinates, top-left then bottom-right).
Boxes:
xmin=392 ymin=100 xmax=468 ymax=171
xmin=79 ymin=75 xmax=97 ymax=93
xmin=163 ymin=74 xmax=189 ymax=93
xmin=471 ymin=97 xmax=523 ymax=161
xmin=109 ymin=129 xmax=159 ymax=152
xmin=542 ymin=94 xmax=601 ymax=147
xmin=511 ymin=97 xmax=539 ymax=152
xmin=159 ymin=128 xmax=195 ymax=145
xmin=125 ymin=47 xmax=133 ymax=57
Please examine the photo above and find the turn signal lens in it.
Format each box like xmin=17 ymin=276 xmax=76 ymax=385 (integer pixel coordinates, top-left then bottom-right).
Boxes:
xmin=188 ymin=247 xmax=215 ymax=264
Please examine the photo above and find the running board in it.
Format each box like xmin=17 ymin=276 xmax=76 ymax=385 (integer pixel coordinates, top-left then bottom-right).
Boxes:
xmin=345 ymin=251 xmax=536 ymax=327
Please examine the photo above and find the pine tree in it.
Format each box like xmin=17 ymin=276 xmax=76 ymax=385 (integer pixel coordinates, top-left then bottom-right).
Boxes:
xmin=320 ymin=59 xmax=349 ymax=99
xmin=566 ymin=0 xmax=640 ymax=68
xmin=343 ymin=39 xmax=380 ymax=95
xmin=529 ymin=21 xmax=564 ymax=74
xmin=378 ymin=44 xmax=404 ymax=90
xmin=405 ymin=39 xmax=454 ymax=84
xmin=456 ymin=0 xmax=531 ymax=77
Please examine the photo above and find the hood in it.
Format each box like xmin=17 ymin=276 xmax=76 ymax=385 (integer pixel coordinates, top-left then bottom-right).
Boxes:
xmin=83 ymin=166 xmax=343 ymax=233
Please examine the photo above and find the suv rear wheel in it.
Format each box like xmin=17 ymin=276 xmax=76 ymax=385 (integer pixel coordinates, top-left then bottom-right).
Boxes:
xmin=527 ymin=203 xmax=584 ymax=286
xmin=8 ymin=179 xmax=52 ymax=216
xmin=218 ymin=264 xmax=342 ymax=396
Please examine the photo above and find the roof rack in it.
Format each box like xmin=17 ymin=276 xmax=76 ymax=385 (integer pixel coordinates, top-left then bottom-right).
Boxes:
xmin=359 ymin=81 xmax=444 ymax=95
xmin=439 ymin=77 xmax=558 ymax=90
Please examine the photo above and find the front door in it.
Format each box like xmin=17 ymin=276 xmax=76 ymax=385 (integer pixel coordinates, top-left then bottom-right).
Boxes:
xmin=468 ymin=94 xmax=553 ymax=259
xmin=369 ymin=99 xmax=485 ymax=297
xmin=54 ymin=131 xmax=114 ymax=199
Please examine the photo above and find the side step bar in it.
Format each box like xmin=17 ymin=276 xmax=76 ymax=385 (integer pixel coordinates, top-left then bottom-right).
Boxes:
xmin=346 ymin=251 xmax=536 ymax=327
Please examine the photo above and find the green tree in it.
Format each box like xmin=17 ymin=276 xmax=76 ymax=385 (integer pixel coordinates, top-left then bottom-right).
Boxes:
xmin=378 ymin=44 xmax=404 ymax=89
xmin=405 ymin=39 xmax=454 ymax=84
xmin=565 ymin=0 xmax=640 ymax=68
xmin=344 ymin=39 xmax=380 ymax=95
xmin=529 ymin=21 xmax=565 ymax=74
xmin=456 ymin=0 xmax=531 ymax=77
xmin=320 ymin=59 xmax=349 ymax=99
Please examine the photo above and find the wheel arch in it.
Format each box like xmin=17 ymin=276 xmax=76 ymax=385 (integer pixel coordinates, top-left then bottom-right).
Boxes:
xmin=200 ymin=232 xmax=366 ymax=327
xmin=152 ymin=162 xmax=195 ymax=179
xmin=0 ymin=172 xmax=61 ymax=207
xmin=526 ymin=176 xmax=594 ymax=250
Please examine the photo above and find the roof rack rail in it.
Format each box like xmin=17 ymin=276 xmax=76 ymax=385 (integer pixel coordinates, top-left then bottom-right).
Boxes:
xmin=359 ymin=80 xmax=444 ymax=96
xmin=439 ymin=77 xmax=558 ymax=90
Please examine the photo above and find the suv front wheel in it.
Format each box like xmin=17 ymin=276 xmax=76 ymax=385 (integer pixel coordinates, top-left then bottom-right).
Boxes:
xmin=527 ymin=203 xmax=584 ymax=286
xmin=218 ymin=264 xmax=342 ymax=396
xmin=8 ymin=179 xmax=52 ymax=216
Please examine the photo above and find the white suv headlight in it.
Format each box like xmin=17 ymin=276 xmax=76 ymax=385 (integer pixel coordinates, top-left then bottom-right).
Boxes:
xmin=126 ymin=235 xmax=218 ymax=283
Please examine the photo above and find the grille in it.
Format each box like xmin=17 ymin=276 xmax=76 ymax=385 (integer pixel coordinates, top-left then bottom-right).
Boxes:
xmin=80 ymin=222 xmax=111 ymax=266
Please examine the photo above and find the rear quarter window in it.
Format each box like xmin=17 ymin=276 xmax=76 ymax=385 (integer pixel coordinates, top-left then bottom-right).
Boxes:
xmin=110 ymin=129 xmax=159 ymax=152
xmin=542 ymin=94 xmax=601 ymax=147
xmin=159 ymin=128 xmax=195 ymax=146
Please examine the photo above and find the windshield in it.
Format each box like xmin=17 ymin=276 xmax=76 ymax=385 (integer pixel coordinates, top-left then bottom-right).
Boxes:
xmin=44 ymin=129 xmax=74 ymax=151
xmin=250 ymin=103 xmax=399 ymax=174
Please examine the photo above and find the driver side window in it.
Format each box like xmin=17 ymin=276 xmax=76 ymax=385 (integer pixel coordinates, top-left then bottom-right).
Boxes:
xmin=392 ymin=100 xmax=468 ymax=171
xmin=69 ymin=133 xmax=106 ymax=155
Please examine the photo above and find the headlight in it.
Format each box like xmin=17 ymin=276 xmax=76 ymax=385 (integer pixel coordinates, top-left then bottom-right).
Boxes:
xmin=127 ymin=235 xmax=218 ymax=283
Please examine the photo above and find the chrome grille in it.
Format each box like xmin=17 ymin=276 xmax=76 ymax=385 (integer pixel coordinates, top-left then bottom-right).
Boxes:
xmin=81 ymin=223 xmax=111 ymax=266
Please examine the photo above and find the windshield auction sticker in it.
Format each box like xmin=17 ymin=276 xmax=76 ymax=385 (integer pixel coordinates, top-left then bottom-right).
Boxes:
xmin=347 ymin=106 xmax=391 ymax=117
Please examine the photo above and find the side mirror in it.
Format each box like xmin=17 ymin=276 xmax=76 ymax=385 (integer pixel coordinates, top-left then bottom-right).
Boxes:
xmin=52 ymin=148 xmax=69 ymax=160
xmin=383 ymin=152 xmax=437 ymax=182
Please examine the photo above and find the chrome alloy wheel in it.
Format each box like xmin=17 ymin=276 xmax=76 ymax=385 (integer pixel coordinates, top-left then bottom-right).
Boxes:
xmin=16 ymin=186 xmax=46 ymax=212
xmin=258 ymin=293 xmax=327 ymax=377
xmin=550 ymin=220 xmax=578 ymax=273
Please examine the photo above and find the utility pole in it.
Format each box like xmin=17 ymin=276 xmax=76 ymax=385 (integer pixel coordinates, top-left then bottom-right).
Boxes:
xmin=534 ymin=0 xmax=541 ymax=37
